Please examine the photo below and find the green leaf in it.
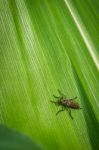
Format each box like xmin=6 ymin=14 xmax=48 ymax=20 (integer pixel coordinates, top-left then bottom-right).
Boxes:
xmin=0 ymin=124 xmax=42 ymax=150
xmin=0 ymin=0 xmax=99 ymax=150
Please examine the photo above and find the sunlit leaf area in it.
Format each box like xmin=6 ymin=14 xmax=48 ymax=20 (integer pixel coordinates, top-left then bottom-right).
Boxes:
xmin=0 ymin=0 xmax=99 ymax=150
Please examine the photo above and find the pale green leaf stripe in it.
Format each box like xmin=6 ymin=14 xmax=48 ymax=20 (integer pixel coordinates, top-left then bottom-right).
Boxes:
xmin=0 ymin=0 xmax=99 ymax=150
xmin=64 ymin=0 xmax=99 ymax=70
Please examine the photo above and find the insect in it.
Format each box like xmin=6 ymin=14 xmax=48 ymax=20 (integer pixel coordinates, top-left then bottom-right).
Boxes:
xmin=50 ymin=90 xmax=82 ymax=119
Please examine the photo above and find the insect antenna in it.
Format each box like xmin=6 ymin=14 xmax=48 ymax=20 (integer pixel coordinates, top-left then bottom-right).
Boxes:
xmin=50 ymin=100 xmax=58 ymax=105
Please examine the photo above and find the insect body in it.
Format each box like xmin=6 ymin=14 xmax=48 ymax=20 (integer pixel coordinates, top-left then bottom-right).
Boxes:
xmin=50 ymin=90 xmax=82 ymax=119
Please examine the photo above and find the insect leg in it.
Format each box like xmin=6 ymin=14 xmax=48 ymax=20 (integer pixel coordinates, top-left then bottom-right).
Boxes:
xmin=68 ymin=109 xmax=73 ymax=120
xmin=69 ymin=96 xmax=77 ymax=100
xmin=56 ymin=107 xmax=64 ymax=116
xmin=65 ymin=108 xmax=73 ymax=120
xmin=58 ymin=89 xmax=66 ymax=98
xmin=53 ymin=95 xmax=60 ymax=98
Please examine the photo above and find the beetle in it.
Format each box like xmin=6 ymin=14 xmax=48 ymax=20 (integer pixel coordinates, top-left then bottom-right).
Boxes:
xmin=50 ymin=90 xmax=82 ymax=119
